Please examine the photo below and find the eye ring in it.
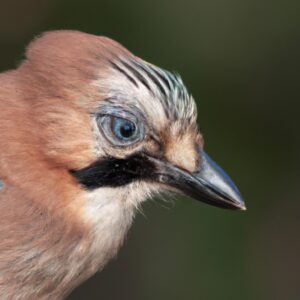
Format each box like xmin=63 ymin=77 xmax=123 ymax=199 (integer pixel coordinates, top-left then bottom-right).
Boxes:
xmin=96 ymin=113 xmax=145 ymax=147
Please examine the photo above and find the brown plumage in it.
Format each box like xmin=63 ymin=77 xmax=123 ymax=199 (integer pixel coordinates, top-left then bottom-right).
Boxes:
xmin=0 ymin=30 xmax=245 ymax=299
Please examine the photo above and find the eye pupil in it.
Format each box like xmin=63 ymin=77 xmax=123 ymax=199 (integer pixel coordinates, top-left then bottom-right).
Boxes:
xmin=120 ymin=122 xmax=135 ymax=138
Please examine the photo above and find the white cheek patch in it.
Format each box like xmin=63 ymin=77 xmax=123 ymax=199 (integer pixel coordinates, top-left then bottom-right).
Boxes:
xmin=81 ymin=181 xmax=161 ymax=268
xmin=84 ymin=181 xmax=161 ymax=222
xmin=82 ymin=181 xmax=161 ymax=231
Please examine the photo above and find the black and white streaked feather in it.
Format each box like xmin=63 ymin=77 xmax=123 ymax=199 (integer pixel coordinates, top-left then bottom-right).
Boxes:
xmin=108 ymin=57 xmax=198 ymax=128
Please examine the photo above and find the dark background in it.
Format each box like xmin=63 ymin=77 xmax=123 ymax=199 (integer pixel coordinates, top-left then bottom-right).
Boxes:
xmin=1 ymin=0 xmax=299 ymax=299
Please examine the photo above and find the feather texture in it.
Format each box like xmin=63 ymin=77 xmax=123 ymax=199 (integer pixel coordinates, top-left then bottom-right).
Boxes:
xmin=0 ymin=30 xmax=202 ymax=299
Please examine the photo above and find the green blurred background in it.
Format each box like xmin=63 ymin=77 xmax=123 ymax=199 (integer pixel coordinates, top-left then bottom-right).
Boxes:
xmin=1 ymin=0 xmax=299 ymax=299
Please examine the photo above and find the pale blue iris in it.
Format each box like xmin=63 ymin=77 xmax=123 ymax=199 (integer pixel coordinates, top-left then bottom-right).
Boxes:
xmin=112 ymin=118 xmax=136 ymax=140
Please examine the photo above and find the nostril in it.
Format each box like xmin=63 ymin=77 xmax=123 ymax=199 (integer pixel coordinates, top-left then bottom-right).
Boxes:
xmin=158 ymin=174 xmax=169 ymax=183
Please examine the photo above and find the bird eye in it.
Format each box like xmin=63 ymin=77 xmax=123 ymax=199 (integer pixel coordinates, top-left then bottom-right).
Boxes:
xmin=96 ymin=113 xmax=144 ymax=147
xmin=112 ymin=117 xmax=137 ymax=140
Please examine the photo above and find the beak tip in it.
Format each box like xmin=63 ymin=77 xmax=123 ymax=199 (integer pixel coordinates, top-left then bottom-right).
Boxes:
xmin=230 ymin=192 xmax=246 ymax=211
xmin=197 ymin=151 xmax=246 ymax=211
xmin=236 ymin=202 xmax=247 ymax=211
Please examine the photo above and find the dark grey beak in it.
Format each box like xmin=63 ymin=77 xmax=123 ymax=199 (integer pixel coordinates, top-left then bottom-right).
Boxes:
xmin=149 ymin=151 xmax=245 ymax=210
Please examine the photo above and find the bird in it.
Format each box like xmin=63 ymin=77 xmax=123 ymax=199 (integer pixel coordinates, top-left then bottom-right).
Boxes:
xmin=0 ymin=30 xmax=245 ymax=299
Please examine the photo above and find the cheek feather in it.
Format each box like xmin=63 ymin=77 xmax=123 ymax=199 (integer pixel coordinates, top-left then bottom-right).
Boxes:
xmin=80 ymin=182 xmax=161 ymax=265
xmin=36 ymin=103 xmax=95 ymax=170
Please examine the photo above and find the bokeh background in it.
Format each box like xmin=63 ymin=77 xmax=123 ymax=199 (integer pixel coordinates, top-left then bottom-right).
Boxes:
xmin=0 ymin=0 xmax=299 ymax=299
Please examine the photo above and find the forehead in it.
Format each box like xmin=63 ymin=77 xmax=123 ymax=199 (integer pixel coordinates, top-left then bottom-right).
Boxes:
xmin=93 ymin=57 xmax=197 ymax=133
xmin=26 ymin=31 xmax=197 ymax=133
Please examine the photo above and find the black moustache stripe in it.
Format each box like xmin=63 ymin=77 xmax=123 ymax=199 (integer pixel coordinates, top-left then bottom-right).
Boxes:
xmin=70 ymin=154 xmax=157 ymax=190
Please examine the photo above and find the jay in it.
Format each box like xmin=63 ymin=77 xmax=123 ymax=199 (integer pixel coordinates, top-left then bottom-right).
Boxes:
xmin=0 ymin=31 xmax=245 ymax=299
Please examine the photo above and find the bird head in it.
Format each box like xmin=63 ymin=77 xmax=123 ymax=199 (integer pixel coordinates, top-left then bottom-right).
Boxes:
xmin=18 ymin=30 xmax=244 ymax=214
xmin=0 ymin=31 xmax=246 ymax=298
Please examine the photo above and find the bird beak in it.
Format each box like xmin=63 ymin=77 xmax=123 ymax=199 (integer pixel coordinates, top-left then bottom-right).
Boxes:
xmin=148 ymin=151 xmax=246 ymax=210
